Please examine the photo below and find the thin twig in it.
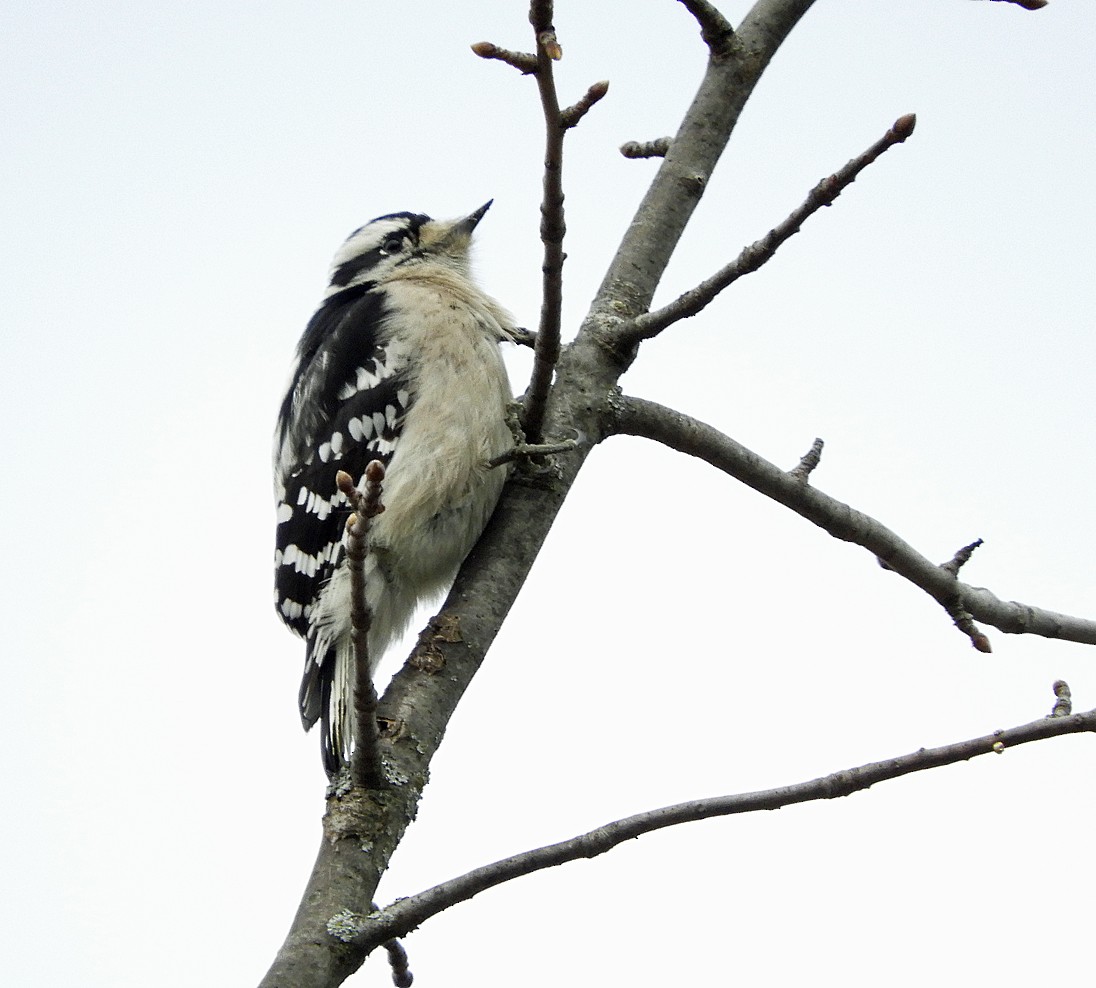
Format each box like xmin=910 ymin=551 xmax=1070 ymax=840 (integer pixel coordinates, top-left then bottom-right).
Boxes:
xmin=337 ymin=463 xmax=388 ymax=788
xmin=611 ymin=395 xmax=1096 ymax=648
xmin=470 ymin=41 xmax=537 ymax=74
xmin=947 ymin=606 xmax=993 ymax=653
xmin=677 ymin=0 xmax=736 ymax=54
xmin=488 ymin=437 xmax=578 ymax=469
xmin=561 ymin=80 xmax=610 ymax=130
xmin=523 ymin=0 xmax=566 ymax=444
xmin=352 ymin=694 xmax=1096 ymax=947
xmin=620 ymin=137 xmax=673 ymax=159
xmin=623 ymin=113 xmax=917 ymax=342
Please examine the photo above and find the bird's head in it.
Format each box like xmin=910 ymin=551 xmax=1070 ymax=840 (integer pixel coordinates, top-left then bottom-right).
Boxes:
xmin=324 ymin=201 xmax=492 ymax=298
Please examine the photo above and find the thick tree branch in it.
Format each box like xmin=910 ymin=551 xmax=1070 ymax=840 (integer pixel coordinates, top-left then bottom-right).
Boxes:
xmin=260 ymin=451 xmax=593 ymax=987
xmin=611 ymin=395 xmax=1096 ymax=648
xmin=624 ymin=114 xmax=915 ymax=342
xmin=347 ymin=692 xmax=1096 ymax=947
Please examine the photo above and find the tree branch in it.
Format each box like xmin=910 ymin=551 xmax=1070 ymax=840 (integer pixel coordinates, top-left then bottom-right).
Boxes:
xmin=561 ymin=80 xmax=609 ymax=130
xmin=677 ymin=0 xmax=736 ymax=55
xmin=469 ymin=41 xmax=537 ymax=74
xmin=262 ymin=4 xmax=1065 ymax=984
xmin=587 ymin=0 xmax=819 ymax=342
xmin=623 ymin=114 xmax=915 ymax=342
xmin=611 ymin=395 xmax=1096 ymax=649
xmin=336 ymin=464 xmax=387 ymax=789
xmin=522 ymin=0 xmax=566 ymax=444
xmin=348 ymin=690 xmax=1096 ymax=947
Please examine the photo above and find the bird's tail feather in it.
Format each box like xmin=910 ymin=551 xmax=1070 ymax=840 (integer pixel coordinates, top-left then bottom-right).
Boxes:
xmin=316 ymin=640 xmax=356 ymax=777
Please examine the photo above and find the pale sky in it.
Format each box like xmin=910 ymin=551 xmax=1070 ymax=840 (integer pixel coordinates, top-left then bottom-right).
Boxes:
xmin=2 ymin=2 xmax=1094 ymax=985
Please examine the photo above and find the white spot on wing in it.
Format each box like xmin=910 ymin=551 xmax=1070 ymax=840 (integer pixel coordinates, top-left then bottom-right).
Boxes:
xmin=280 ymin=599 xmax=304 ymax=620
xmin=277 ymin=502 xmax=294 ymax=523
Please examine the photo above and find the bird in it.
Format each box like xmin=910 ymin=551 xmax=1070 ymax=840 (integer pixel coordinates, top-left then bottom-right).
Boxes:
xmin=273 ymin=202 xmax=516 ymax=776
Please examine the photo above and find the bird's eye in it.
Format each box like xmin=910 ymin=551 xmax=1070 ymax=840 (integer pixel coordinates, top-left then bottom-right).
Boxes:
xmin=382 ymin=237 xmax=404 ymax=254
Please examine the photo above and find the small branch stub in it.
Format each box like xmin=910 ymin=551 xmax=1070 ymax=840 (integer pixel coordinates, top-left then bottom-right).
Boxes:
xmin=561 ymin=80 xmax=609 ymax=130
xmin=620 ymin=137 xmax=673 ymax=159
xmin=489 ymin=437 xmax=578 ymax=469
xmin=788 ymin=438 xmax=824 ymax=483
xmin=941 ymin=538 xmax=984 ymax=576
xmin=1050 ymin=680 xmax=1072 ymax=718
xmin=677 ymin=0 xmax=735 ymax=54
xmin=384 ymin=939 xmax=413 ymax=988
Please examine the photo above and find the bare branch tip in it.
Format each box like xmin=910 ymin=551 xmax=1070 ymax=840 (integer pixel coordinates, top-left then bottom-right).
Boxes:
xmin=892 ymin=113 xmax=917 ymax=140
xmin=940 ymin=537 xmax=984 ymax=576
xmin=471 ymin=41 xmax=538 ymax=74
xmin=971 ymin=631 xmax=993 ymax=654
xmin=538 ymin=30 xmax=563 ymax=61
xmin=561 ymin=80 xmax=610 ymax=129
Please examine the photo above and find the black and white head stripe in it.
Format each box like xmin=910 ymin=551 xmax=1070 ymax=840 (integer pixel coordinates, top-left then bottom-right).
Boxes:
xmin=325 ymin=212 xmax=431 ymax=296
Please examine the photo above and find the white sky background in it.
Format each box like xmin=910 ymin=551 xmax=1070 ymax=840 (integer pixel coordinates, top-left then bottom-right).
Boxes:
xmin=2 ymin=1 xmax=1094 ymax=984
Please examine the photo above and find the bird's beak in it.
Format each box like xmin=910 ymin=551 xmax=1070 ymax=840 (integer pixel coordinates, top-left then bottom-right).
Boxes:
xmin=459 ymin=200 xmax=493 ymax=235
